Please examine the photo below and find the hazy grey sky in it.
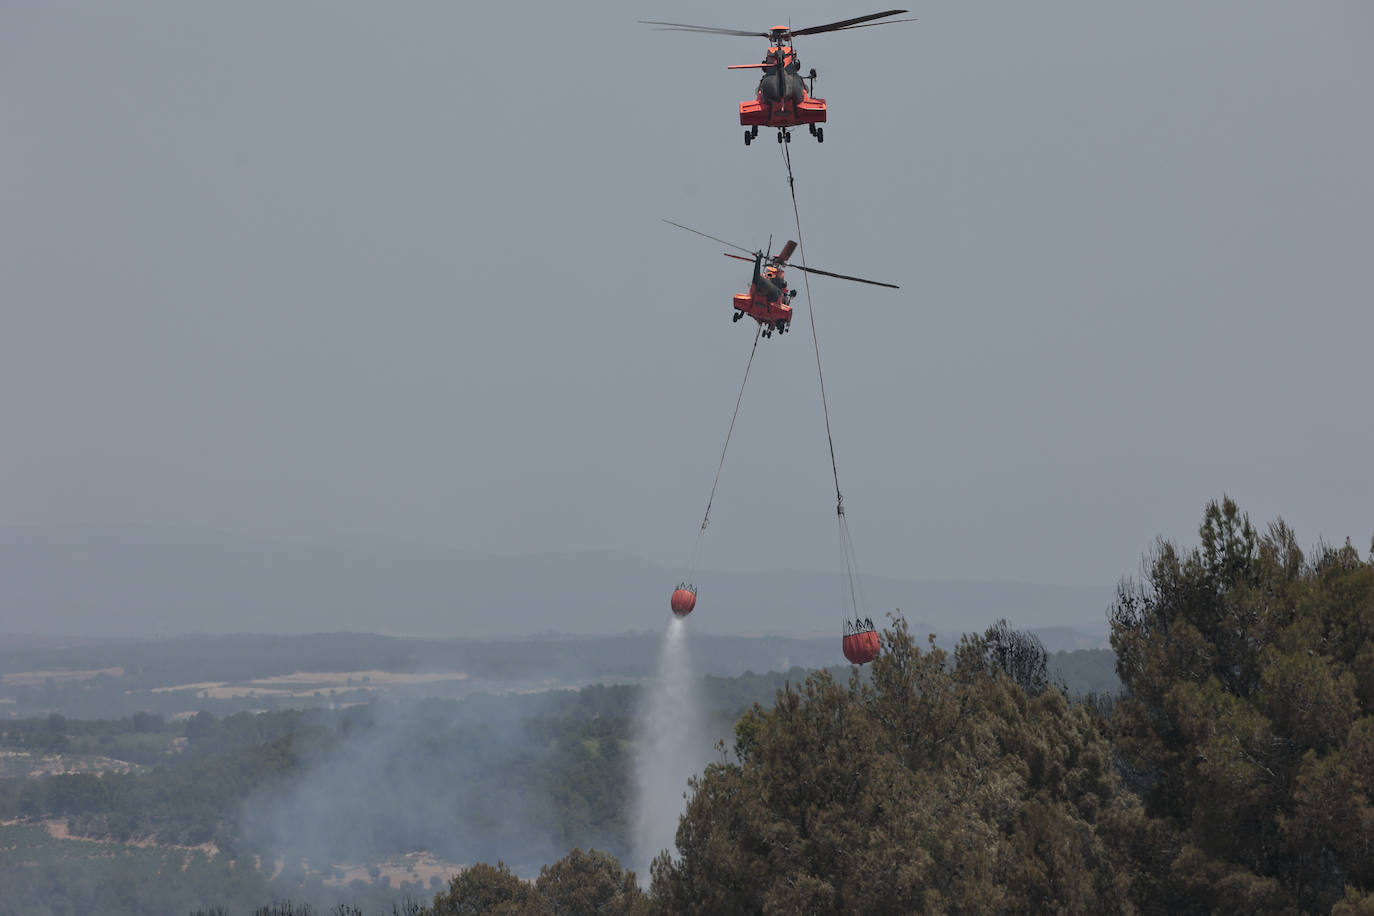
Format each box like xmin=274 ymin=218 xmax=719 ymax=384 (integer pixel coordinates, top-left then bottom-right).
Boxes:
xmin=3 ymin=1 xmax=1371 ymax=591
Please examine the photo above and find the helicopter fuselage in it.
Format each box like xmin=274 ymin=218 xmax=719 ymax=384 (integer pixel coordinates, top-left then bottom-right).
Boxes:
xmin=733 ymin=289 xmax=793 ymax=331
xmin=739 ymin=44 xmax=826 ymax=128
xmin=733 ymin=262 xmax=793 ymax=334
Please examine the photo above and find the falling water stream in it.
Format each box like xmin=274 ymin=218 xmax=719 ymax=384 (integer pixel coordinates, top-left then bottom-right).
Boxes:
xmin=631 ymin=616 xmax=709 ymax=881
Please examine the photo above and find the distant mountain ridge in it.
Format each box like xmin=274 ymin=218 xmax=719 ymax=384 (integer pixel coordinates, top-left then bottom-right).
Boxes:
xmin=0 ymin=525 xmax=1113 ymax=644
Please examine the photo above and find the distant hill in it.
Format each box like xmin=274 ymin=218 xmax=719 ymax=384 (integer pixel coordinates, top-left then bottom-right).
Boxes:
xmin=0 ymin=525 xmax=1113 ymax=642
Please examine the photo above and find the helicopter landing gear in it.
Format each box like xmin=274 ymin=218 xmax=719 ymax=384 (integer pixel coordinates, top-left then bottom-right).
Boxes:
xmin=809 ymin=124 xmax=824 ymax=143
xmin=775 ymin=320 xmax=786 ymax=334
xmin=751 ymin=125 xmax=759 ymax=139
xmin=732 ymin=311 xmax=742 ymax=322
xmin=777 ymin=130 xmax=783 ymax=144
xmin=744 ymin=129 xmax=752 ymax=146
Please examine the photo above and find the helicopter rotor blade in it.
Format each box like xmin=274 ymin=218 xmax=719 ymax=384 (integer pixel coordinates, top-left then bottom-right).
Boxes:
xmin=638 ymin=20 xmax=768 ymax=38
xmin=774 ymin=240 xmax=797 ymax=263
xmin=641 ymin=13 xmax=911 ymax=40
xmin=819 ymin=17 xmax=918 ymax=33
xmin=791 ymin=10 xmax=909 ymax=37
xmin=663 ymin=220 xmax=755 ymax=256
xmin=723 ymin=252 xmax=755 ymax=263
xmin=790 ymin=263 xmax=899 ymax=288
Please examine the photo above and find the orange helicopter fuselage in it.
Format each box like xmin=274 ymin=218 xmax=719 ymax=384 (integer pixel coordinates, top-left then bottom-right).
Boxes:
xmin=738 ymin=44 xmax=827 ymax=128
xmin=733 ymin=264 xmax=793 ymax=328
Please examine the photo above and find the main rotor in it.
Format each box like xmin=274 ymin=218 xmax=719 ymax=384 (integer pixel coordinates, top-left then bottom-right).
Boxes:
xmin=663 ymin=220 xmax=899 ymax=289
xmin=639 ymin=10 xmax=913 ymax=44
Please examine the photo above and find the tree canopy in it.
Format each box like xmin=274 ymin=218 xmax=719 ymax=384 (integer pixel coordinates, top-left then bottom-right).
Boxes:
xmin=646 ymin=499 xmax=1374 ymax=914
xmin=6 ymin=497 xmax=1373 ymax=914
xmin=650 ymin=618 xmax=1143 ymax=914
xmin=1111 ymin=496 xmax=1374 ymax=914
xmin=423 ymin=851 xmax=647 ymax=916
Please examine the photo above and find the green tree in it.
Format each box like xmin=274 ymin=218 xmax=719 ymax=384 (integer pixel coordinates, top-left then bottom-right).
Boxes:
xmin=1110 ymin=497 xmax=1374 ymax=913
xmin=651 ymin=617 xmax=1142 ymax=915
xmin=425 ymin=862 xmax=547 ymax=916
xmin=534 ymin=848 xmax=647 ymax=915
xmin=976 ymin=619 xmax=1057 ymax=696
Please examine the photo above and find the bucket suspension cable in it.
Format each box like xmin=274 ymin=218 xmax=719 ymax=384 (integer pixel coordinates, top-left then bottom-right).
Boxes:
xmin=837 ymin=506 xmax=872 ymax=629
xmin=781 ymin=142 xmax=873 ymax=637
xmin=679 ymin=323 xmax=764 ymax=594
xmin=781 ymin=141 xmax=844 ymax=510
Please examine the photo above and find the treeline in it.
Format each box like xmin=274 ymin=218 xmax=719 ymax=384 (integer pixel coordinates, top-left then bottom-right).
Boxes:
xmin=640 ymin=498 xmax=1374 ymax=914
xmin=0 ymin=710 xmax=174 ymax=759
xmin=0 ymin=822 xmax=432 ymax=916
xmin=13 ymin=498 xmax=1364 ymax=913
xmin=0 ymin=657 xmax=1118 ymax=864
xmin=414 ymin=498 xmax=1374 ymax=915
xmin=0 ymin=632 xmax=849 ymax=720
xmin=0 ymin=670 xmax=810 ymax=915
xmin=0 ymin=726 xmax=328 ymax=849
xmin=0 ymin=698 xmax=631 ymax=859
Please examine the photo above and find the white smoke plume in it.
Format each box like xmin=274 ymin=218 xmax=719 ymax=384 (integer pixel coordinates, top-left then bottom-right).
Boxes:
xmin=238 ymin=692 xmax=620 ymax=882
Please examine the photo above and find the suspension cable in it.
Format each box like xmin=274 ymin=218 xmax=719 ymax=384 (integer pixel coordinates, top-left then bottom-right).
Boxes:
xmin=686 ymin=324 xmax=763 ymax=577
xmin=781 ymin=140 xmax=866 ymax=625
xmin=782 ymin=141 xmax=843 ymax=509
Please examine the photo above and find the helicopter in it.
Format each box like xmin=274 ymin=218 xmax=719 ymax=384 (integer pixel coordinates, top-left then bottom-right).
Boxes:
xmin=640 ymin=11 xmax=913 ymax=146
xmin=665 ymin=220 xmax=899 ymax=338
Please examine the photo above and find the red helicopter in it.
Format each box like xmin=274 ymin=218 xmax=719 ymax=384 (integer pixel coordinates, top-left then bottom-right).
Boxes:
xmin=640 ymin=11 xmax=913 ymax=146
xmin=665 ymin=220 xmax=898 ymax=338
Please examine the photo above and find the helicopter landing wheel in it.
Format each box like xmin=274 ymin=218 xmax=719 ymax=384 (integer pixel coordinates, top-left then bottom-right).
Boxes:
xmin=732 ymin=311 xmax=742 ymax=323
xmin=809 ymin=123 xmax=816 ymax=136
xmin=751 ymin=125 xmax=759 ymax=138
xmin=816 ymin=127 xmax=824 ymax=143
xmin=776 ymin=130 xmax=783 ymax=144
xmin=744 ymin=129 xmax=752 ymax=146
xmin=784 ymin=130 xmax=792 ymax=143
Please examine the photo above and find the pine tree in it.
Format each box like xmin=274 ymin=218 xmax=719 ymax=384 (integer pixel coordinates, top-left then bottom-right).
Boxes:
xmin=1110 ymin=497 xmax=1374 ymax=913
